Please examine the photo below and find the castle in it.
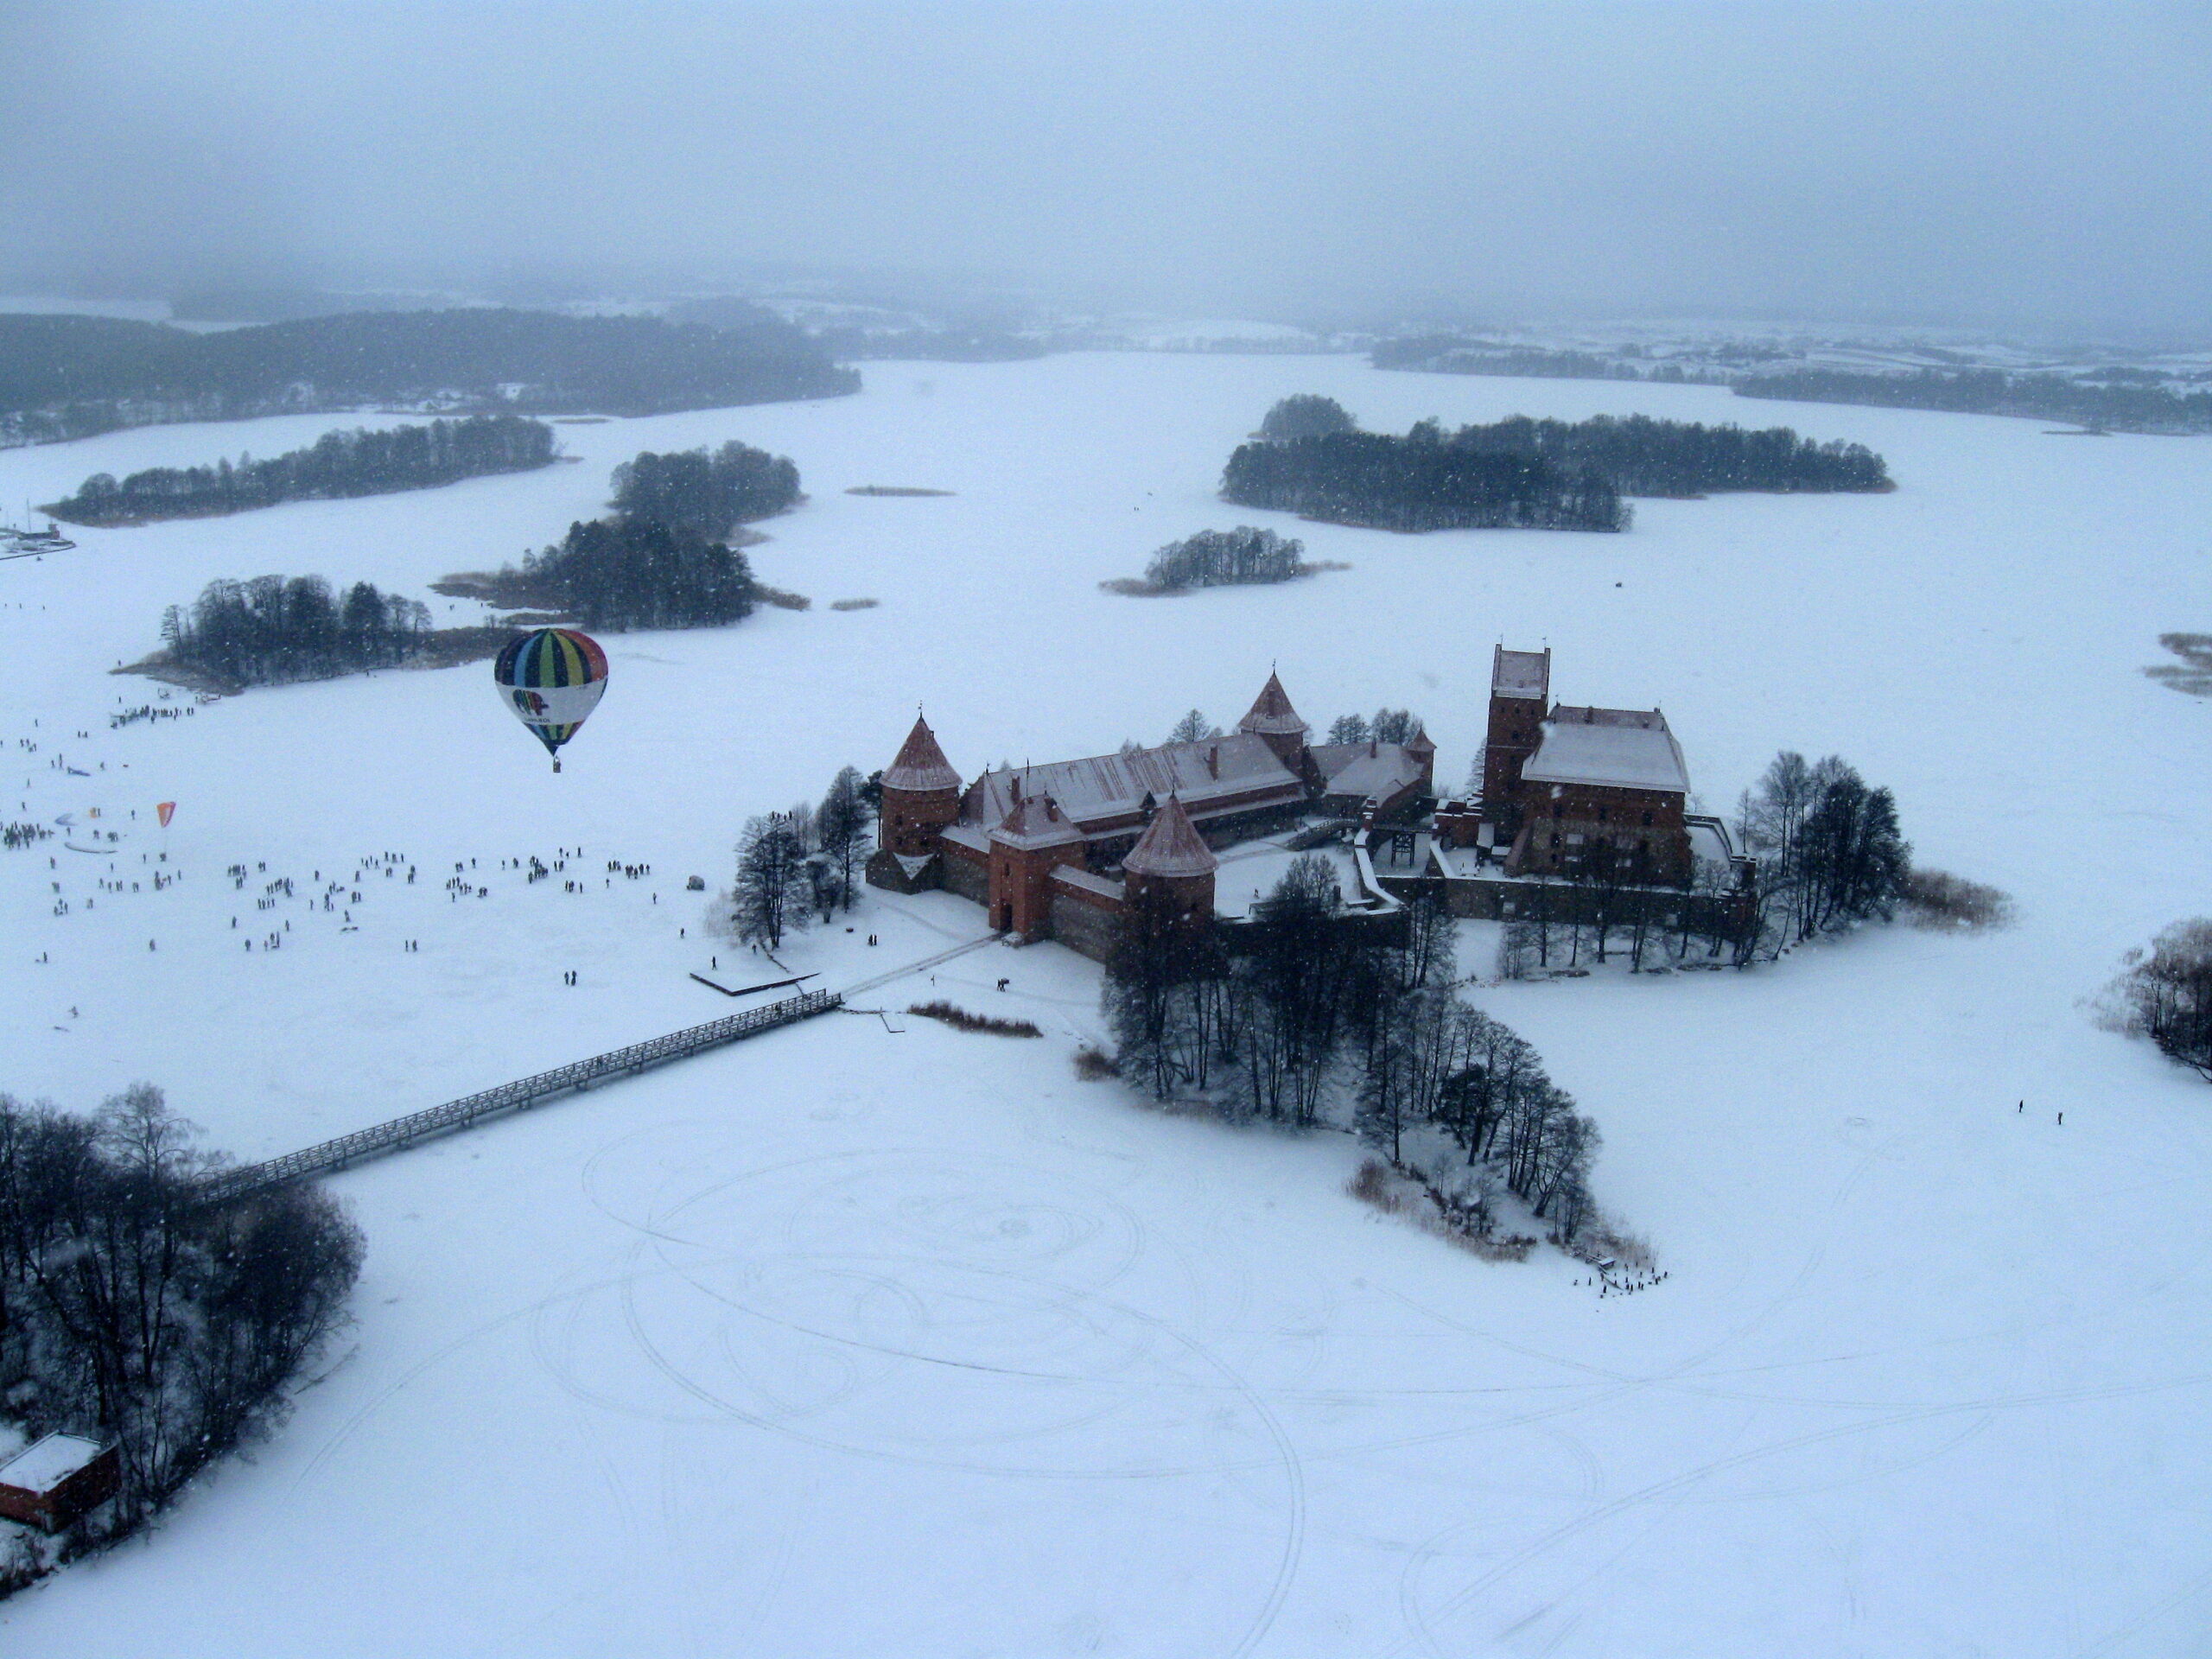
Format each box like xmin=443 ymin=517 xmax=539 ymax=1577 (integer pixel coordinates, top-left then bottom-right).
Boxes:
xmin=866 ymin=653 xmax=1747 ymax=959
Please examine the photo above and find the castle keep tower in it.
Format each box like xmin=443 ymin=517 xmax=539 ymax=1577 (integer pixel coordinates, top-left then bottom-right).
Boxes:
xmin=880 ymin=713 xmax=963 ymax=856
xmin=1237 ymin=671 xmax=1311 ymax=773
xmin=1482 ymin=646 xmax=1550 ymax=828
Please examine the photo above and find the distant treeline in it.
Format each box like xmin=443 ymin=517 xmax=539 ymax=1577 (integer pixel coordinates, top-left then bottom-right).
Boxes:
xmin=1222 ymin=423 xmax=1629 ymax=532
xmin=1734 ymin=366 xmax=2212 ymax=434
xmin=44 ymin=415 xmax=557 ymax=525
xmin=609 ymin=441 xmax=800 ymax=539
xmin=158 ymin=575 xmax=435 ymax=689
xmin=1448 ymin=414 xmax=1890 ymax=496
xmin=1374 ymin=338 xmax=1733 ymax=385
xmin=0 ymin=308 xmax=857 ymax=448
xmin=474 ymin=519 xmax=758 ymax=633
xmin=1374 ymin=336 xmax=2212 ymax=436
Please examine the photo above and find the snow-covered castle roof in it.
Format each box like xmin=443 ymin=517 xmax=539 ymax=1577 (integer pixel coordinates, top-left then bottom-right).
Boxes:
xmin=1522 ymin=709 xmax=1690 ymax=794
xmin=1120 ymin=794 xmax=1218 ymax=879
xmin=884 ymin=714 xmax=962 ymax=792
xmin=1237 ymin=671 xmax=1310 ymax=737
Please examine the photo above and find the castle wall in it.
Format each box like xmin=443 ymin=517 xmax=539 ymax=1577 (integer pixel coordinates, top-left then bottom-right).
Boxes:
xmin=1047 ymin=884 xmax=1125 ymax=963
xmin=938 ymin=837 xmax=989 ymax=906
xmin=1371 ymin=868 xmax=1749 ymax=938
xmin=1507 ymin=782 xmax=1692 ymax=882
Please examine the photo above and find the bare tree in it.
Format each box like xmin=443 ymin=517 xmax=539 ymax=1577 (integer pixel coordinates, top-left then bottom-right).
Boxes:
xmin=816 ymin=765 xmax=874 ymax=912
xmin=2102 ymin=920 xmax=2212 ymax=1080
xmin=733 ymin=812 xmax=813 ymax=950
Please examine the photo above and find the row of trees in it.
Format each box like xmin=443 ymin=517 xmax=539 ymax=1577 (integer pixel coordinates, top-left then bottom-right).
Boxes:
xmin=1736 ymin=366 xmax=2212 ymax=435
xmin=1327 ymin=708 xmax=1424 ymax=747
xmin=45 ymin=416 xmax=556 ymax=526
xmin=1446 ymin=413 xmax=1890 ymax=496
xmin=2103 ymin=921 xmax=2212 ymax=1081
xmin=1221 ymin=424 xmax=1630 ymax=533
xmin=161 ymin=575 xmax=435 ymax=687
xmin=1736 ymin=751 xmax=1913 ymax=952
xmin=1489 ymin=750 xmax=1912 ymax=976
xmin=1141 ymin=526 xmax=1307 ymax=590
xmin=1371 ymin=338 xmax=1733 ymax=386
xmin=1107 ymin=858 xmax=1601 ymax=1236
xmin=608 ymin=441 xmax=802 ymax=540
xmin=731 ymin=766 xmax=876 ymax=949
xmin=0 ymin=1087 xmax=362 ymax=1546
xmin=1498 ymin=858 xmax=1755 ymax=976
xmin=0 ymin=308 xmax=858 ymax=448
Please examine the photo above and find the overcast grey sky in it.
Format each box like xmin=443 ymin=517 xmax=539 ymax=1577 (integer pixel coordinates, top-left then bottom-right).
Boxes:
xmin=3 ymin=1 xmax=2206 ymax=331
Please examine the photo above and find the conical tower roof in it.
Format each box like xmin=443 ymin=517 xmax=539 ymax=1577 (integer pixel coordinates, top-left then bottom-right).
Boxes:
xmin=1121 ymin=793 xmax=1218 ymax=879
xmin=884 ymin=713 xmax=960 ymax=792
xmin=1404 ymin=723 xmax=1436 ymax=755
xmin=990 ymin=791 xmax=1085 ymax=849
xmin=1238 ymin=670 xmax=1308 ymax=738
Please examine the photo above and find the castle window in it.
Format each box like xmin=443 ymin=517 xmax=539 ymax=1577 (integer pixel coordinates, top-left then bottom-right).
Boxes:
xmin=1549 ymin=834 xmax=1560 ymax=849
xmin=1642 ymin=810 xmax=1654 ymax=827
xmin=1597 ymin=806 xmax=1608 ymax=823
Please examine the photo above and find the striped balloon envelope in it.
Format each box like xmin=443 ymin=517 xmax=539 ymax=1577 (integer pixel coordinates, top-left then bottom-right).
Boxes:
xmin=493 ymin=628 xmax=608 ymax=772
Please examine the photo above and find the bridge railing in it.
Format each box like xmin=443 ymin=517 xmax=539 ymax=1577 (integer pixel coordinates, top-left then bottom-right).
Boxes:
xmin=204 ymin=988 xmax=842 ymax=1202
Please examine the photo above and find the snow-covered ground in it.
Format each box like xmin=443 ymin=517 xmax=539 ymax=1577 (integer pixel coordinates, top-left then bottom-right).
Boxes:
xmin=1 ymin=353 xmax=2209 ymax=1655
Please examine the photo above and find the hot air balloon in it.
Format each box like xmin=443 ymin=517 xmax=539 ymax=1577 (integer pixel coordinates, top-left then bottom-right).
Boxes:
xmin=493 ymin=628 xmax=607 ymax=772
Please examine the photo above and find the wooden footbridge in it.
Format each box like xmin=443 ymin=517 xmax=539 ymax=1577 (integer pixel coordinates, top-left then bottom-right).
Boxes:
xmin=204 ymin=988 xmax=843 ymax=1203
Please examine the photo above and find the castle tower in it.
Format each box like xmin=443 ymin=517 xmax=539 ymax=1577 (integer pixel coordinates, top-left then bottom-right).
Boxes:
xmin=988 ymin=791 xmax=1086 ymax=938
xmin=880 ymin=712 xmax=963 ymax=856
xmin=1404 ymin=724 xmax=1438 ymax=792
xmin=1119 ymin=792 xmax=1218 ymax=924
xmin=1482 ymin=646 xmax=1549 ymax=826
xmin=1237 ymin=670 xmax=1311 ymax=772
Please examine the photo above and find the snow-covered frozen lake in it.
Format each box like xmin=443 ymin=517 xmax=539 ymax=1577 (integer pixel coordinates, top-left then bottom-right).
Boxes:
xmin=2 ymin=353 xmax=2209 ymax=1655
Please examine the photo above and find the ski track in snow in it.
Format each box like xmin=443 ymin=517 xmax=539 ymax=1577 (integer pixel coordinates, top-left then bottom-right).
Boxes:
xmin=2 ymin=353 xmax=2210 ymax=1655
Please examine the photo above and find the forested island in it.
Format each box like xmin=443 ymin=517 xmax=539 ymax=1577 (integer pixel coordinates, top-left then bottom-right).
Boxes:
xmin=1221 ymin=404 xmax=1889 ymax=531
xmin=457 ymin=520 xmax=759 ymax=632
xmin=0 ymin=308 xmax=857 ymax=448
xmin=42 ymin=415 xmax=557 ymax=525
xmin=1103 ymin=525 xmax=1338 ymax=595
xmin=432 ymin=439 xmax=800 ymax=630
xmin=1223 ymin=423 xmax=1628 ymax=531
xmin=146 ymin=575 xmax=461 ymax=690
xmin=1733 ymin=366 xmax=2212 ymax=434
xmin=608 ymin=441 xmax=801 ymax=538
xmin=1446 ymin=413 xmax=1888 ymax=495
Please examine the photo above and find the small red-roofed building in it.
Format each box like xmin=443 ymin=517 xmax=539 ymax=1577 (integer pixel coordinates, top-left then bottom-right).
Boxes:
xmin=0 ymin=1433 xmax=119 ymax=1533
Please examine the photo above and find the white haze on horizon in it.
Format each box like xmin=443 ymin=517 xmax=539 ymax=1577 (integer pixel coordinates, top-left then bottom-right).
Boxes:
xmin=1 ymin=0 xmax=2207 ymax=334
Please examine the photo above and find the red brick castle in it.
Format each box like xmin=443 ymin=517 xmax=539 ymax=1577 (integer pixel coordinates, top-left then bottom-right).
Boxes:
xmin=868 ymin=655 xmax=1745 ymax=957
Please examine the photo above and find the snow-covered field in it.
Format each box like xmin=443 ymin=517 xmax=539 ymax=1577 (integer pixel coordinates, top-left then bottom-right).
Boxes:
xmin=2 ymin=353 xmax=2209 ymax=1655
